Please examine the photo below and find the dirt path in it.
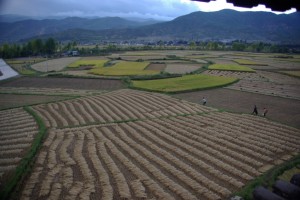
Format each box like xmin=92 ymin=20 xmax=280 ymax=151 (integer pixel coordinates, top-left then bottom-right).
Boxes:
xmin=173 ymin=88 xmax=300 ymax=128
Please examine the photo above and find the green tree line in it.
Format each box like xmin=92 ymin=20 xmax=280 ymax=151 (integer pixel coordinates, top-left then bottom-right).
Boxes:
xmin=0 ymin=38 xmax=295 ymax=59
xmin=0 ymin=38 xmax=58 ymax=58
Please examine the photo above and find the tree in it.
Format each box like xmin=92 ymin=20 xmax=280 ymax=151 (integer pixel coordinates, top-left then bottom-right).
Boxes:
xmin=45 ymin=38 xmax=56 ymax=55
xmin=32 ymin=39 xmax=43 ymax=55
xmin=189 ymin=41 xmax=196 ymax=50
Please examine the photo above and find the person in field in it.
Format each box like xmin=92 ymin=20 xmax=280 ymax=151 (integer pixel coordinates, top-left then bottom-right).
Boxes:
xmin=252 ymin=105 xmax=258 ymax=115
xmin=263 ymin=108 xmax=268 ymax=117
xmin=202 ymin=97 xmax=207 ymax=105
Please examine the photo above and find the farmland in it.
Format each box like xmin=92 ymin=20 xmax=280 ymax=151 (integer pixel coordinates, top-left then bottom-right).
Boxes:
xmin=19 ymin=89 xmax=300 ymax=200
xmin=132 ymin=74 xmax=238 ymax=93
xmin=0 ymin=108 xmax=39 ymax=187
xmin=89 ymin=61 xmax=159 ymax=76
xmin=208 ymin=64 xmax=255 ymax=72
xmin=31 ymin=57 xmax=80 ymax=72
xmin=0 ymin=50 xmax=300 ymax=200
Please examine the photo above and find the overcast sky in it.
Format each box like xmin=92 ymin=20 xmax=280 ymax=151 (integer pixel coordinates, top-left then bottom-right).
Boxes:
xmin=0 ymin=0 xmax=296 ymax=20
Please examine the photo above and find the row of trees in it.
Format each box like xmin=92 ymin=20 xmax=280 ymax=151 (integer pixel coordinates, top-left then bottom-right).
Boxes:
xmin=0 ymin=38 xmax=295 ymax=59
xmin=0 ymin=38 xmax=57 ymax=58
xmin=188 ymin=41 xmax=291 ymax=53
xmin=0 ymin=39 xmax=79 ymax=59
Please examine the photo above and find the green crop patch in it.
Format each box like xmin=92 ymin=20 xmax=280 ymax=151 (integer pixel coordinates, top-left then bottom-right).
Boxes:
xmin=89 ymin=61 xmax=159 ymax=76
xmin=132 ymin=74 xmax=238 ymax=93
xmin=208 ymin=64 xmax=255 ymax=72
xmin=68 ymin=59 xmax=108 ymax=68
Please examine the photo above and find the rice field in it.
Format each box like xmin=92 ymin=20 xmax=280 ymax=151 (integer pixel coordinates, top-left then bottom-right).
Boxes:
xmin=1 ymin=50 xmax=300 ymax=200
xmin=132 ymin=74 xmax=238 ymax=93
xmin=0 ymin=108 xmax=38 ymax=179
xmin=89 ymin=61 xmax=159 ymax=76
xmin=208 ymin=64 xmax=255 ymax=72
xmin=67 ymin=59 xmax=108 ymax=68
xmin=17 ymin=89 xmax=300 ymax=200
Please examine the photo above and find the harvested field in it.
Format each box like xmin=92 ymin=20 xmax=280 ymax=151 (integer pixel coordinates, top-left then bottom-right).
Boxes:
xmin=145 ymin=63 xmax=166 ymax=71
xmin=203 ymin=70 xmax=267 ymax=81
xmin=31 ymin=57 xmax=81 ymax=72
xmin=258 ymin=71 xmax=300 ymax=85
xmin=0 ymin=87 xmax=104 ymax=96
xmin=203 ymin=69 xmax=300 ymax=100
xmin=0 ymin=77 xmax=125 ymax=90
xmin=21 ymin=89 xmax=300 ymax=200
xmin=164 ymin=63 xmax=201 ymax=74
xmin=249 ymin=58 xmax=300 ymax=70
xmin=280 ymin=71 xmax=300 ymax=78
xmin=0 ymin=108 xmax=38 ymax=187
xmin=0 ymin=94 xmax=70 ymax=110
xmin=173 ymin=88 xmax=300 ymax=128
xmin=32 ymin=89 xmax=215 ymax=128
xmin=226 ymin=70 xmax=300 ymax=100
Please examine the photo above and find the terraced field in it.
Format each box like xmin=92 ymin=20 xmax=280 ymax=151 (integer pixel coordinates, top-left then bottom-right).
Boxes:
xmin=18 ymin=89 xmax=300 ymax=200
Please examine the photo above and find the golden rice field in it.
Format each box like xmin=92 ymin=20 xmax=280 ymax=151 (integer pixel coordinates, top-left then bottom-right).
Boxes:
xmin=13 ymin=89 xmax=300 ymax=200
xmin=67 ymin=59 xmax=108 ymax=68
xmin=89 ymin=61 xmax=159 ymax=76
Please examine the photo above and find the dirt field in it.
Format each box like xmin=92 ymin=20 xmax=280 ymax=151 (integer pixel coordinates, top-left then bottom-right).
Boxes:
xmin=145 ymin=63 xmax=166 ymax=71
xmin=173 ymin=88 xmax=300 ymax=128
xmin=0 ymin=77 xmax=125 ymax=90
xmin=0 ymin=94 xmax=70 ymax=110
xmin=31 ymin=57 xmax=81 ymax=72
xmin=164 ymin=63 xmax=202 ymax=74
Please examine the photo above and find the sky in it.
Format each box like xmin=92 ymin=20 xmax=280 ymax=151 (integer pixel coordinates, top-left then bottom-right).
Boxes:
xmin=0 ymin=0 xmax=296 ymax=21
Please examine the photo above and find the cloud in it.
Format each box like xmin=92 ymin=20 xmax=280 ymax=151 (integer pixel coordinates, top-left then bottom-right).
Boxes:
xmin=0 ymin=0 xmax=200 ymax=20
xmin=0 ymin=0 xmax=295 ymax=21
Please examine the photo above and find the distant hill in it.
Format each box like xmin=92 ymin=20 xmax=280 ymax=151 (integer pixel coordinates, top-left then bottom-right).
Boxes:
xmin=0 ymin=14 xmax=32 ymax=22
xmin=1 ymin=10 xmax=300 ymax=44
xmin=0 ymin=16 xmax=161 ymax=43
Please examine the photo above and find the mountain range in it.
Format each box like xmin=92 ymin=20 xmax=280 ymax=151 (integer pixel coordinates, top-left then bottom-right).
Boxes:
xmin=1 ymin=10 xmax=300 ymax=44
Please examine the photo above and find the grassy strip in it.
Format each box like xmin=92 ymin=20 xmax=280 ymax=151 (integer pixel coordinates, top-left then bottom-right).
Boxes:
xmin=208 ymin=64 xmax=255 ymax=72
xmin=0 ymin=107 xmax=47 ymax=200
xmin=234 ymin=154 xmax=300 ymax=200
xmin=131 ymin=74 xmax=238 ymax=93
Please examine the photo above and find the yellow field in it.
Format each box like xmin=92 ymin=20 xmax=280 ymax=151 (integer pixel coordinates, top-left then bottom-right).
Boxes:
xmin=208 ymin=64 xmax=255 ymax=72
xmin=89 ymin=61 xmax=159 ymax=76
xmin=67 ymin=59 xmax=108 ymax=68
xmin=132 ymin=74 xmax=238 ymax=92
